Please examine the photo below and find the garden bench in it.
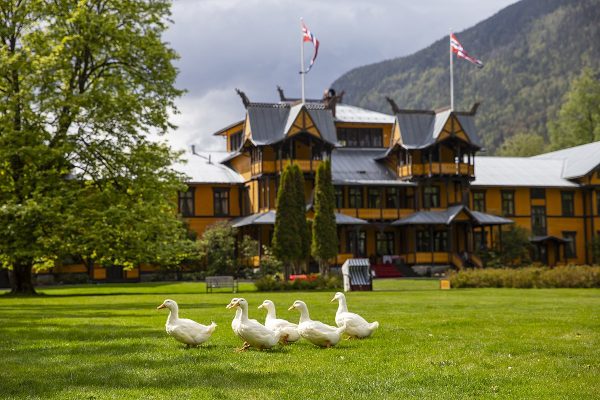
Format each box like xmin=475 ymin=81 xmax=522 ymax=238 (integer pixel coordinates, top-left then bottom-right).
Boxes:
xmin=205 ymin=275 xmax=238 ymax=293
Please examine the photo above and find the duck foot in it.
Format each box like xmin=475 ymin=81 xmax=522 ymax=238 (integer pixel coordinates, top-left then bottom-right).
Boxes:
xmin=235 ymin=342 xmax=251 ymax=352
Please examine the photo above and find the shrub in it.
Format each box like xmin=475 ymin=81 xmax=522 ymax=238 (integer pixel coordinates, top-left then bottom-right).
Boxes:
xmin=449 ymin=265 xmax=600 ymax=288
xmin=254 ymin=274 xmax=342 ymax=291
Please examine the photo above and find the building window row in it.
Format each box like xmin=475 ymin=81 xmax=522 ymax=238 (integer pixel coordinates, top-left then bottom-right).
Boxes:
xmin=336 ymin=186 xmax=414 ymax=209
xmin=337 ymin=127 xmax=383 ymax=148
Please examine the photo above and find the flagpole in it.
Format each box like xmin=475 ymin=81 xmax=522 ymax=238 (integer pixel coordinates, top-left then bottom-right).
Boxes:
xmin=450 ymin=30 xmax=454 ymax=110
xmin=300 ymin=18 xmax=306 ymax=103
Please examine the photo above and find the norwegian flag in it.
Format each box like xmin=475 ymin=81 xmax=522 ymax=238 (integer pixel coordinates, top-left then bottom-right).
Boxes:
xmin=302 ymin=20 xmax=319 ymax=73
xmin=450 ymin=33 xmax=483 ymax=68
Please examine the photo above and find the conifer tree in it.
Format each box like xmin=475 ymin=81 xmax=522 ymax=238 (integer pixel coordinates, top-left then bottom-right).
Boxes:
xmin=311 ymin=159 xmax=338 ymax=277
xmin=272 ymin=166 xmax=300 ymax=280
xmin=291 ymin=165 xmax=311 ymax=274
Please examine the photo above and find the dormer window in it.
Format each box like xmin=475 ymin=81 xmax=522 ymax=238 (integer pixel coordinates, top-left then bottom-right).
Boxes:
xmin=337 ymin=127 xmax=383 ymax=148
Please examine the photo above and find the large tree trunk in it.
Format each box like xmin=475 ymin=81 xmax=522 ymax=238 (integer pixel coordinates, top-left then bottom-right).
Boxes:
xmin=9 ymin=262 xmax=37 ymax=295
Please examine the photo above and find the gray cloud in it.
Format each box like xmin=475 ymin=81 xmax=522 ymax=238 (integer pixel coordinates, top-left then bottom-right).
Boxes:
xmin=164 ymin=0 xmax=518 ymax=152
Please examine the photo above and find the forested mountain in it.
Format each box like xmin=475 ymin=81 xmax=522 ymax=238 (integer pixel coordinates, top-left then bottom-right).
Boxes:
xmin=331 ymin=0 xmax=600 ymax=153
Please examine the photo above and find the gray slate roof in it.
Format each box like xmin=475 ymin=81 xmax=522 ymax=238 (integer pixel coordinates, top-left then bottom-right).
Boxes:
xmin=230 ymin=210 xmax=367 ymax=228
xmin=395 ymin=109 xmax=482 ymax=149
xmin=175 ymin=154 xmax=243 ymax=184
xmin=532 ymin=140 xmax=600 ymax=179
xmin=246 ymin=102 xmax=337 ymax=146
xmin=472 ymin=157 xmax=578 ymax=188
xmin=332 ymin=148 xmax=414 ymax=186
xmin=392 ymin=205 xmax=512 ymax=226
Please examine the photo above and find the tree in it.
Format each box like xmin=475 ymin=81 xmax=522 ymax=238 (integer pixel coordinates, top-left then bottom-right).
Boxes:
xmin=272 ymin=165 xmax=301 ymax=280
xmin=0 ymin=1 xmax=187 ymax=294
xmin=290 ymin=164 xmax=311 ymax=274
xmin=549 ymin=68 xmax=600 ymax=150
xmin=497 ymin=133 xmax=546 ymax=157
xmin=311 ymin=159 xmax=338 ymax=277
xmin=197 ymin=221 xmax=255 ymax=277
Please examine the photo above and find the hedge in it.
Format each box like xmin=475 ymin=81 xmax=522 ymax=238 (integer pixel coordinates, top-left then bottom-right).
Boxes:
xmin=449 ymin=265 xmax=600 ymax=288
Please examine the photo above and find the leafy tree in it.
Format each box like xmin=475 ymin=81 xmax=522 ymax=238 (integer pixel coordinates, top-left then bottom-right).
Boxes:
xmin=0 ymin=0 xmax=187 ymax=294
xmin=497 ymin=133 xmax=546 ymax=157
xmin=272 ymin=165 xmax=301 ymax=280
xmin=479 ymin=225 xmax=532 ymax=267
xmin=198 ymin=221 xmax=256 ymax=277
xmin=549 ymin=68 xmax=600 ymax=150
xmin=311 ymin=159 xmax=338 ymax=277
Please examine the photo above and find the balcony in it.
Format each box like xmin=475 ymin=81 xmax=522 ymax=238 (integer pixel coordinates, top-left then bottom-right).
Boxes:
xmin=251 ymin=159 xmax=322 ymax=175
xmin=398 ymin=162 xmax=474 ymax=178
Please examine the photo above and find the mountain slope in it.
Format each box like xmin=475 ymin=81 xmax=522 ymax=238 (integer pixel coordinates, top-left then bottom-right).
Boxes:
xmin=332 ymin=0 xmax=600 ymax=153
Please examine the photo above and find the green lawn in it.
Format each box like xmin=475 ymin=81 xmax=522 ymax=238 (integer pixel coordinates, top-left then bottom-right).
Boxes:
xmin=0 ymin=280 xmax=598 ymax=399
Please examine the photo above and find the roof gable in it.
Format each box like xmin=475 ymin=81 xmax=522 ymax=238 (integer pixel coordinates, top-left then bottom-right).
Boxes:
xmin=286 ymin=106 xmax=322 ymax=139
xmin=532 ymin=141 xmax=600 ymax=179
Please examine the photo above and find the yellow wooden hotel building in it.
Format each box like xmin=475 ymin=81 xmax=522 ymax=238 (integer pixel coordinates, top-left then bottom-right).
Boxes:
xmin=174 ymin=89 xmax=600 ymax=272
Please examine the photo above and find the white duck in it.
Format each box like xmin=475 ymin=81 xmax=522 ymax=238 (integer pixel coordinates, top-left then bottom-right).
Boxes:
xmin=226 ymin=297 xmax=259 ymax=348
xmin=226 ymin=298 xmax=281 ymax=351
xmin=258 ymin=300 xmax=300 ymax=344
xmin=331 ymin=292 xmax=379 ymax=339
xmin=288 ymin=300 xmax=346 ymax=348
xmin=157 ymin=299 xmax=216 ymax=348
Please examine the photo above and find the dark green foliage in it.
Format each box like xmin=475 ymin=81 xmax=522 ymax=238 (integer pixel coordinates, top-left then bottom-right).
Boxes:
xmin=198 ymin=221 xmax=256 ymax=277
xmin=290 ymin=165 xmax=311 ymax=272
xmin=450 ymin=265 xmax=600 ymax=288
xmin=332 ymin=0 xmax=600 ymax=153
xmin=258 ymin=245 xmax=283 ymax=276
xmin=272 ymin=166 xmax=301 ymax=279
xmin=548 ymin=68 xmax=600 ymax=150
xmin=311 ymin=159 xmax=338 ymax=276
xmin=478 ymin=225 xmax=533 ymax=267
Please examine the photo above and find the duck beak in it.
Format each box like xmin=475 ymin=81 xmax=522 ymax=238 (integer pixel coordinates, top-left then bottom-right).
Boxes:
xmin=157 ymin=304 xmax=166 ymax=310
xmin=257 ymin=304 xmax=264 ymax=310
xmin=287 ymin=305 xmax=295 ymax=311
xmin=330 ymin=297 xmax=336 ymax=303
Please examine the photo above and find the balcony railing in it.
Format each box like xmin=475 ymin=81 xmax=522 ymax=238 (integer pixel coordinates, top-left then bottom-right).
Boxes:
xmin=398 ymin=162 xmax=474 ymax=178
xmin=251 ymin=159 xmax=322 ymax=175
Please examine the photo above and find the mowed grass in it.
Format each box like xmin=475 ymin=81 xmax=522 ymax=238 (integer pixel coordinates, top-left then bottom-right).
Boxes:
xmin=0 ymin=280 xmax=598 ymax=399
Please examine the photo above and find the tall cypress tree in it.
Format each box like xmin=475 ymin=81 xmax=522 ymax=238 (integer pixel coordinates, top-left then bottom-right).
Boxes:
xmin=291 ymin=164 xmax=311 ymax=274
xmin=272 ymin=166 xmax=300 ymax=280
xmin=311 ymin=159 xmax=338 ymax=277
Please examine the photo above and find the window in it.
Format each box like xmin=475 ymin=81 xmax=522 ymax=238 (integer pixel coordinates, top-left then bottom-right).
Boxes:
xmin=416 ymin=230 xmax=431 ymax=252
xmin=501 ymin=191 xmax=515 ymax=216
xmin=563 ymin=231 xmax=577 ymax=258
xmin=561 ymin=191 xmax=575 ymax=216
xmin=334 ymin=186 xmax=344 ymax=208
xmin=337 ymin=128 xmax=384 ymax=148
xmin=530 ymin=188 xmax=545 ymax=200
xmin=230 ymin=131 xmax=242 ymax=151
xmin=348 ymin=187 xmax=363 ymax=208
xmin=385 ymin=188 xmax=399 ymax=209
xmin=531 ymin=206 xmax=547 ymax=236
xmin=367 ymin=188 xmax=381 ymax=208
xmin=346 ymin=230 xmax=366 ymax=256
xmin=472 ymin=191 xmax=486 ymax=212
xmin=213 ymin=188 xmax=229 ymax=216
xmin=433 ymin=231 xmax=448 ymax=252
xmin=423 ymin=186 xmax=440 ymax=208
xmin=178 ymin=187 xmax=195 ymax=217
xmin=376 ymin=232 xmax=395 ymax=256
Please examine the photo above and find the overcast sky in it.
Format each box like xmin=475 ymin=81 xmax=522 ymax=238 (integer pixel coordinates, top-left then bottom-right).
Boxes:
xmin=161 ymin=0 xmax=518 ymax=154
